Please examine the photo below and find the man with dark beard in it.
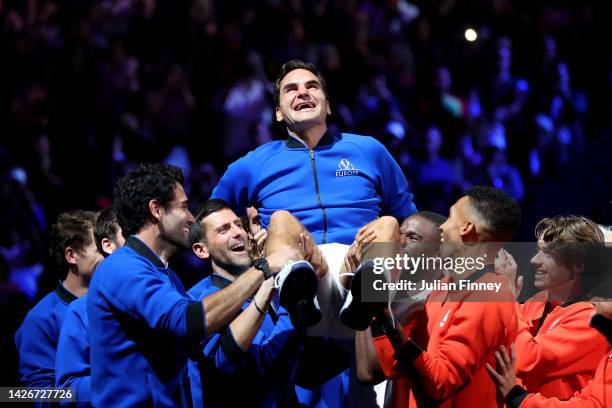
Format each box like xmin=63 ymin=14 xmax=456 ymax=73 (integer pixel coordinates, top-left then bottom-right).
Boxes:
xmin=87 ymin=164 xmax=299 ymax=407
xmin=187 ymin=199 xmax=308 ymax=407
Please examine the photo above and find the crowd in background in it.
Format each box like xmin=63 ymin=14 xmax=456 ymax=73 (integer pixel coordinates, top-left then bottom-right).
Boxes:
xmin=1 ymin=0 xmax=611 ymax=385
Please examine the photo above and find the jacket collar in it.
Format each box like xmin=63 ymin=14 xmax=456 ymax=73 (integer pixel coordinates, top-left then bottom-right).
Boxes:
xmin=126 ymin=235 xmax=165 ymax=268
xmin=55 ymin=281 xmax=78 ymax=304
xmin=560 ymin=293 xmax=589 ymax=308
xmin=285 ymin=130 xmax=336 ymax=149
xmin=210 ymin=273 xmax=233 ymax=290
xmin=468 ymin=263 xmax=495 ymax=283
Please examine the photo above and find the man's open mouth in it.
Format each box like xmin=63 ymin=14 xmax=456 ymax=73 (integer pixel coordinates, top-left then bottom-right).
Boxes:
xmin=230 ymin=243 xmax=246 ymax=253
xmin=295 ymin=102 xmax=315 ymax=111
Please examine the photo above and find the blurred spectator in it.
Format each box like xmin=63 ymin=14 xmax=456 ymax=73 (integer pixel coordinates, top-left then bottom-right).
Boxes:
xmin=216 ymin=51 xmax=272 ymax=159
xmin=411 ymin=125 xmax=458 ymax=215
xmin=483 ymin=147 xmax=525 ymax=202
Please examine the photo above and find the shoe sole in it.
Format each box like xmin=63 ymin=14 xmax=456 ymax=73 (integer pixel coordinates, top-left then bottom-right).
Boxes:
xmin=340 ymin=262 xmax=382 ymax=330
xmin=279 ymin=266 xmax=321 ymax=327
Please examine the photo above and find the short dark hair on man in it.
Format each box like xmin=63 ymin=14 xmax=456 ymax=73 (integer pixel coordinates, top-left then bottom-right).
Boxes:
xmin=273 ymin=60 xmax=329 ymax=107
xmin=114 ymin=164 xmax=184 ymax=237
xmin=466 ymin=185 xmax=521 ymax=241
xmin=49 ymin=210 xmax=98 ymax=280
xmin=414 ymin=211 xmax=447 ymax=228
xmin=188 ymin=199 xmax=231 ymax=246
xmin=94 ymin=207 xmax=120 ymax=256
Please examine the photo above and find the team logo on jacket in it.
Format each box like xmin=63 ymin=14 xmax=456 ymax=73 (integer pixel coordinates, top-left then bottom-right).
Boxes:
xmin=439 ymin=310 xmax=451 ymax=328
xmin=335 ymin=159 xmax=360 ymax=177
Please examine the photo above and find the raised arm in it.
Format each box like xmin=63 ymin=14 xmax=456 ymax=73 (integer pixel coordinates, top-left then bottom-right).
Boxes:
xmin=355 ymin=328 xmax=385 ymax=383
xmin=202 ymin=247 xmax=299 ymax=337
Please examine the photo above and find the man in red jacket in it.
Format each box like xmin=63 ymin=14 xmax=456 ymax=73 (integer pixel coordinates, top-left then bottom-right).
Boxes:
xmin=513 ymin=216 xmax=608 ymax=399
xmin=487 ymin=297 xmax=612 ymax=407
xmin=345 ymin=185 xmax=522 ymax=407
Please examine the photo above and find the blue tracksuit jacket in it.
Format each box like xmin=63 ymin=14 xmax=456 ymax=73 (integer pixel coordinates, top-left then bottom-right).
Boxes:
xmin=212 ymin=132 xmax=416 ymax=245
xmin=15 ymin=281 xmax=77 ymax=387
xmin=188 ymin=274 xmax=304 ymax=408
xmin=56 ymin=295 xmax=91 ymax=407
xmin=87 ymin=236 xmax=205 ymax=407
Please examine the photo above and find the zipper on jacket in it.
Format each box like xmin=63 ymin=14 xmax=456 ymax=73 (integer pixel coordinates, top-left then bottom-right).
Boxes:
xmin=309 ymin=149 xmax=328 ymax=244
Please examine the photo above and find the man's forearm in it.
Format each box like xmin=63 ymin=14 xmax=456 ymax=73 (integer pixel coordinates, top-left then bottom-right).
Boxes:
xmin=203 ymin=268 xmax=263 ymax=336
xmin=229 ymin=302 xmax=266 ymax=351
xmin=355 ymin=328 xmax=385 ymax=383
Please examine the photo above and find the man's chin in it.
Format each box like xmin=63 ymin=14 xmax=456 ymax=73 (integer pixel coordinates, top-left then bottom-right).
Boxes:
xmin=163 ymin=234 xmax=191 ymax=251
xmin=229 ymin=254 xmax=251 ymax=267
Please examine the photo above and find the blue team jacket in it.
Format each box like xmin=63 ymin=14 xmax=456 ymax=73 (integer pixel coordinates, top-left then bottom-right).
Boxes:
xmin=188 ymin=274 xmax=304 ymax=408
xmin=212 ymin=132 xmax=416 ymax=245
xmin=87 ymin=236 xmax=205 ymax=407
xmin=15 ymin=281 xmax=77 ymax=388
xmin=56 ymin=295 xmax=91 ymax=407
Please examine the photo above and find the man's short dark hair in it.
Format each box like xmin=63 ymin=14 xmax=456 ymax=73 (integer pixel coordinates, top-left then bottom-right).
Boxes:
xmin=94 ymin=207 xmax=120 ymax=256
xmin=49 ymin=210 xmax=98 ymax=279
xmin=273 ymin=59 xmax=329 ymax=107
xmin=466 ymin=185 xmax=521 ymax=241
xmin=114 ymin=164 xmax=184 ymax=237
xmin=413 ymin=211 xmax=447 ymax=228
xmin=188 ymin=199 xmax=231 ymax=246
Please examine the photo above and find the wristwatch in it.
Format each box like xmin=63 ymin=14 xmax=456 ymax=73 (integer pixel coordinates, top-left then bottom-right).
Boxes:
xmin=253 ymin=258 xmax=273 ymax=280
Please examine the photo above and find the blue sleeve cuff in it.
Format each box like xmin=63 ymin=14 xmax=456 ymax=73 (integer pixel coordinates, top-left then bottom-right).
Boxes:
xmin=220 ymin=328 xmax=248 ymax=365
xmin=187 ymin=301 xmax=205 ymax=342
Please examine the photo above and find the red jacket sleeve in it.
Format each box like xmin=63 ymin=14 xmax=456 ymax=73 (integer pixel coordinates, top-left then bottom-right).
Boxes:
xmin=512 ymin=353 xmax=612 ymax=407
xmin=506 ymin=351 xmax=612 ymax=408
xmin=373 ymin=315 xmax=423 ymax=379
xmin=515 ymin=302 xmax=608 ymax=378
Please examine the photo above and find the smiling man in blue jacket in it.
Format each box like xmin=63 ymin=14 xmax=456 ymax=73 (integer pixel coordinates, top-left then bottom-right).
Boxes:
xmin=87 ymin=164 xmax=300 ymax=407
xmin=212 ymin=60 xmax=416 ymax=407
xmin=15 ymin=211 xmax=101 ymax=390
xmin=187 ymin=199 xmax=307 ymax=407
xmin=212 ymin=59 xmax=415 ymax=246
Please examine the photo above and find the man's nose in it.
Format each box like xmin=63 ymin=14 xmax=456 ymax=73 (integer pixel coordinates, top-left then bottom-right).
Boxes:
xmin=230 ymin=223 xmax=243 ymax=237
xmin=187 ymin=210 xmax=196 ymax=224
xmin=297 ymin=84 xmax=309 ymax=96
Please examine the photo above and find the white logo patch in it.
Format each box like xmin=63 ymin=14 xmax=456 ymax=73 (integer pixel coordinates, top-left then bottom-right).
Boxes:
xmin=335 ymin=159 xmax=360 ymax=177
xmin=548 ymin=318 xmax=562 ymax=331
xmin=439 ymin=310 xmax=451 ymax=328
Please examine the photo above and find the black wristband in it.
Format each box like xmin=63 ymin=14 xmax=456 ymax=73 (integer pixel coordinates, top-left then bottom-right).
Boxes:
xmin=253 ymin=258 xmax=273 ymax=279
xmin=253 ymin=299 xmax=267 ymax=315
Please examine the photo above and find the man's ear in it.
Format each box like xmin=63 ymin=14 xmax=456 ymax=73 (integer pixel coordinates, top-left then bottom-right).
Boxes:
xmin=460 ymin=221 xmax=479 ymax=243
xmin=101 ymin=238 xmax=117 ymax=256
xmin=326 ymin=101 xmax=331 ymax=115
xmin=65 ymin=247 xmax=78 ymax=265
xmin=192 ymin=242 xmax=210 ymax=260
xmin=148 ymin=199 xmax=163 ymax=223
xmin=571 ymin=263 xmax=585 ymax=277
xmin=275 ymin=106 xmax=284 ymax=122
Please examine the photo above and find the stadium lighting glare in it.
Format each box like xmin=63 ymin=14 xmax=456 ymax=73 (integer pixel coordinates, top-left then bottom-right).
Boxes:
xmin=465 ymin=28 xmax=478 ymax=42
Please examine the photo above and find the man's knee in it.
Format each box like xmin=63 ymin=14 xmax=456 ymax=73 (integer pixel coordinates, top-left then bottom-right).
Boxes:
xmin=269 ymin=210 xmax=294 ymax=226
